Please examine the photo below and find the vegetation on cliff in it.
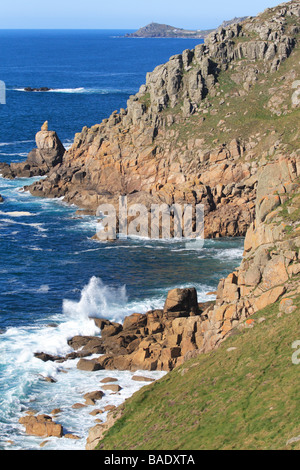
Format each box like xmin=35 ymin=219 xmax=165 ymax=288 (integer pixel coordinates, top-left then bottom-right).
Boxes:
xmin=1 ymin=0 xmax=299 ymax=450
xmin=96 ymin=293 xmax=300 ymax=450
xmin=84 ymin=0 xmax=300 ymax=450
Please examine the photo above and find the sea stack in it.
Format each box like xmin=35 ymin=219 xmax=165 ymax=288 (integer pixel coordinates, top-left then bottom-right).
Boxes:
xmin=0 ymin=122 xmax=65 ymax=179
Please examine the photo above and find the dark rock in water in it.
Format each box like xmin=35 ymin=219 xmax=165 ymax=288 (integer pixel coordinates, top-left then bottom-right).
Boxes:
xmin=34 ymin=352 xmax=61 ymax=362
xmin=0 ymin=194 xmax=3 ymax=203
xmin=24 ymin=87 xmax=52 ymax=92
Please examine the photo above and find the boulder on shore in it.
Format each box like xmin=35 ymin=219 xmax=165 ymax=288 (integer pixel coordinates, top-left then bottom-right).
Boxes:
xmin=19 ymin=414 xmax=63 ymax=438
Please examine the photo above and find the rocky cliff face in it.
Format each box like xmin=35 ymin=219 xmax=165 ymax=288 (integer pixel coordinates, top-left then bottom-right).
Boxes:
xmin=199 ymin=155 xmax=300 ymax=353
xmin=8 ymin=0 xmax=296 ymax=240
xmin=3 ymin=1 xmax=300 ymax=370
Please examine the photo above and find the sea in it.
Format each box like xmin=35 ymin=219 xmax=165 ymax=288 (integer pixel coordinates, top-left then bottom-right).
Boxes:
xmin=0 ymin=30 xmax=244 ymax=450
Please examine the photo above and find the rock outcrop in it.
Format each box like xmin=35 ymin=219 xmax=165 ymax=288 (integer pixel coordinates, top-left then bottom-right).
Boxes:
xmin=199 ymin=155 xmax=300 ymax=353
xmin=19 ymin=414 xmax=63 ymax=438
xmin=34 ymin=287 xmax=214 ymax=372
xmin=0 ymin=121 xmax=65 ymax=179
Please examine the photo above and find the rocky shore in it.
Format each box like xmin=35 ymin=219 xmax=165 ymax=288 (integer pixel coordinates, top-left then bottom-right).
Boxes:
xmin=34 ymin=287 xmax=213 ymax=373
xmin=8 ymin=0 xmax=300 ymax=449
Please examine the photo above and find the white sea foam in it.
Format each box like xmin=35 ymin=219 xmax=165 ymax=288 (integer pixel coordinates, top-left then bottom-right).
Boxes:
xmin=48 ymin=87 xmax=85 ymax=93
xmin=0 ymin=276 xmax=166 ymax=450
xmin=0 ymin=152 xmax=28 ymax=157
xmin=13 ymin=87 xmax=135 ymax=95
xmin=0 ymin=219 xmax=47 ymax=233
xmin=0 ymin=211 xmax=35 ymax=217
xmin=36 ymin=285 xmax=50 ymax=293
xmin=63 ymin=276 xmax=128 ymax=324
xmin=0 ymin=140 xmax=34 ymax=147
xmin=219 ymin=247 xmax=244 ymax=260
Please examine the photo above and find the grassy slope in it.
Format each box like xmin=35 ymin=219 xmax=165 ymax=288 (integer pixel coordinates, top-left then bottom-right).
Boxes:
xmin=96 ymin=7 xmax=300 ymax=451
xmin=97 ymin=296 xmax=300 ymax=450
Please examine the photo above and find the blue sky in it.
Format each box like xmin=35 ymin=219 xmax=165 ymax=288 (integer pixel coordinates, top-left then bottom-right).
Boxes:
xmin=0 ymin=0 xmax=284 ymax=29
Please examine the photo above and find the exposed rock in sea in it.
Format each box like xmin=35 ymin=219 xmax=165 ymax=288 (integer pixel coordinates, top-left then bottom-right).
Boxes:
xmin=19 ymin=414 xmax=63 ymax=438
xmin=34 ymin=285 xmax=213 ymax=372
xmin=24 ymin=87 xmax=52 ymax=92
xmin=0 ymin=195 xmax=3 ymax=203
xmin=0 ymin=121 xmax=65 ymax=179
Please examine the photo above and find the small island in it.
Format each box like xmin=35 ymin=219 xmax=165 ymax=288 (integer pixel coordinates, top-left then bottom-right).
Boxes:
xmin=125 ymin=17 xmax=248 ymax=38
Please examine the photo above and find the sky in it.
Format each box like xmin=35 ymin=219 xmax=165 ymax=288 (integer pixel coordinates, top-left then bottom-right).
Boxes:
xmin=0 ymin=0 xmax=285 ymax=29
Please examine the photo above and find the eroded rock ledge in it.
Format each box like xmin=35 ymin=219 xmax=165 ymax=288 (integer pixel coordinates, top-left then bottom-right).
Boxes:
xmin=35 ymin=288 xmax=214 ymax=372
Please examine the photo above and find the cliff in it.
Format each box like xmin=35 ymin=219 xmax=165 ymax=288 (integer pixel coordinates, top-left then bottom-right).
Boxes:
xmin=13 ymin=0 xmax=298 ymax=376
xmin=1 ymin=0 xmax=296 ymax=241
xmin=6 ymin=0 xmax=299 ymax=450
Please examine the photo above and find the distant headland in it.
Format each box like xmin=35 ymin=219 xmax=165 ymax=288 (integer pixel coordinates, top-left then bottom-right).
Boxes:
xmin=125 ymin=17 xmax=248 ymax=38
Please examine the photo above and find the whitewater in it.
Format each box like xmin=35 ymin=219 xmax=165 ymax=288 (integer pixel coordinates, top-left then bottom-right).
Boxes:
xmin=0 ymin=29 xmax=245 ymax=450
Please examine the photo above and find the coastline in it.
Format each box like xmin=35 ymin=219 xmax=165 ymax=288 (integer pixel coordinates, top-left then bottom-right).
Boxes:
xmin=1 ymin=0 xmax=299 ymax=450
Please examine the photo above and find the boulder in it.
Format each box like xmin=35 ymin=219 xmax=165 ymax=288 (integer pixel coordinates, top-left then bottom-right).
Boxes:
xmin=100 ymin=377 xmax=118 ymax=383
xmin=131 ymin=376 xmax=155 ymax=382
xmin=101 ymin=384 xmax=122 ymax=392
xmin=101 ymin=322 xmax=123 ymax=338
xmin=19 ymin=414 xmax=63 ymax=438
xmin=122 ymin=313 xmax=147 ymax=331
xmin=163 ymin=288 xmax=200 ymax=317
xmin=77 ymin=359 xmax=103 ymax=372
xmin=83 ymin=391 xmax=105 ymax=405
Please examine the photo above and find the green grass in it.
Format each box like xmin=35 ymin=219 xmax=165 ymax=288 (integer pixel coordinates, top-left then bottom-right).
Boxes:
xmin=97 ymin=296 xmax=300 ymax=450
xmin=154 ymin=24 xmax=300 ymax=153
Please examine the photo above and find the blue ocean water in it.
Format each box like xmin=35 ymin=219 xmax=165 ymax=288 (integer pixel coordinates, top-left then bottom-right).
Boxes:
xmin=0 ymin=30 xmax=244 ymax=450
